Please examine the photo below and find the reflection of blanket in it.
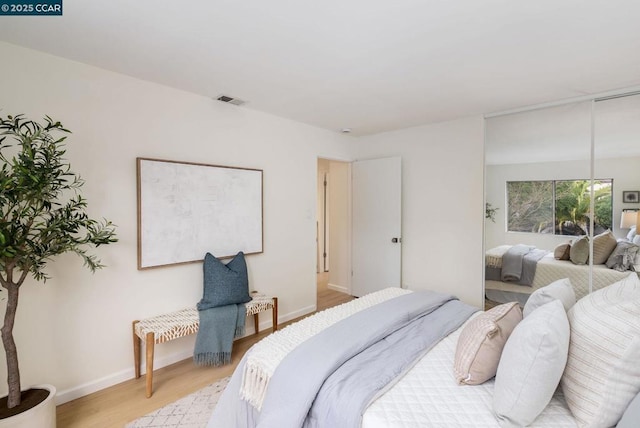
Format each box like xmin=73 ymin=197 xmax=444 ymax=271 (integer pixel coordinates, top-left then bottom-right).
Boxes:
xmin=194 ymin=304 xmax=246 ymax=366
xmin=500 ymin=245 xmax=548 ymax=285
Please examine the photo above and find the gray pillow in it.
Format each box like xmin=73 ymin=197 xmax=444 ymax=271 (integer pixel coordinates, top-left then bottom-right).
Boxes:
xmin=570 ymin=236 xmax=589 ymax=265
xmin=606 ymin=241 xmax=640 ymax=272
xmin=553 ymin=242 xmax=571 ymax=260
xmin=197 ymin=252 xmax=252 ymax=310
xmin=523 ymin=278 xmax=576 ymax=318
xmin=592 ymin=230 xmax=617 ymax=265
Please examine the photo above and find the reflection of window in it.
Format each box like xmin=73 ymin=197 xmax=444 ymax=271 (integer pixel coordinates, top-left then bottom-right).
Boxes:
xmin=507 ymin=179 xmax=613 ymax=235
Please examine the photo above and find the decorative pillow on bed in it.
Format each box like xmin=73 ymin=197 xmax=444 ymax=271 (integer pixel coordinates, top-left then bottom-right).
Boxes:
xmin=627 ymin=225 xmax=637 ymax=241
xmin=560 ymin=273 xmax=640 ymax=427
xmin=592 ymin=230 xmax=618 ymax=265
xmin=605 ymin=241 xmax=640 ymax=272
xmin=522 ymin=278 xmax=576 ymax=318
xmin=493 ymin=300 xmax=570 ymax=427
xmin=197 ymin=252 xmax=252 ymax=310
xmin=553 ymin=242 xmax=571 ymax=260
xmin=569 ymin=235 xmax=589 ymax=265
xmin=453 ymin=302 xmax=522 ymax=385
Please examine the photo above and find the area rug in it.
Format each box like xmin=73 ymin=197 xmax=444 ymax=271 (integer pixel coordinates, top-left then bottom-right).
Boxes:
xmin=125 ymin=376 xmax=230 ymax=428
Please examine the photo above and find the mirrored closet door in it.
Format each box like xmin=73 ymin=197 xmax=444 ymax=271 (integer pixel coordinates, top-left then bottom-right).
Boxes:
xmin=484 ymin=101 xmax=600 ymax=309
xmin=484 ymin=92 xmax=640 ymax=310
xmin=593 ymin=92 xmax=640 ymax=273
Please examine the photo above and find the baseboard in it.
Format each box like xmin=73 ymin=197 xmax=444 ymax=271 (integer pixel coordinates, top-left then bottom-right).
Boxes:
xmin=327 ymin=283 xmax=349 ymax=294
xmin=55 ymin=304 xmax=317 ymax=405
xmin=278 ymin=304 xmax=315 ymax=323
xmin=55 ymin=348 xmax=193 ymax=405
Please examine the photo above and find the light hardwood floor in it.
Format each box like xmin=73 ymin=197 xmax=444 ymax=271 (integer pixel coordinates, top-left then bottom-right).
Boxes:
xmin=56 ymin=274 xmax=354 ymax=427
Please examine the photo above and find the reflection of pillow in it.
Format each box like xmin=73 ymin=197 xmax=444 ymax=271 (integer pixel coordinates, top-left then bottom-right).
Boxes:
xmin=561 ymin=273 xmax=640 ymax=427
xmin=606 ymin=241 xmax=640 ymax=272
xmin=494 ymin=300 xmax=570 ymax=427
xmin=592 ymin=230 xmax=618 ymax=264
xmin=453 ymin=302 xmax=522 ymax=385
xmin=197 ymin=252 xmax=252 ymax=310
xmin=569 ymin=235 xmax=589 ymax=265
xmin=553 ymin=242 xmax=571 ymax=260
xmin=523 ymin=278 xmax=576 ymax=318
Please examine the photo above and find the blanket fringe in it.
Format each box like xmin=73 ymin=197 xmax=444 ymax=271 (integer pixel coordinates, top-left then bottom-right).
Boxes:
xmin=235 ymin=325 xmax=245 ymax=338
xmin=193 ymin=352 xmax=232 ymax=367
xmin=240 ymin=363 xmax=269 ymax=410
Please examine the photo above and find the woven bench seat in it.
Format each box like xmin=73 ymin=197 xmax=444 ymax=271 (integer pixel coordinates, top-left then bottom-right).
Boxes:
xmin=132 ymin=295 xmax=277 ymax=397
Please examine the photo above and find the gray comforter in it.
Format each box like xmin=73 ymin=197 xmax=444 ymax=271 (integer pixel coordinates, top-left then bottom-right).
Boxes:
xmin=208 ymin=290 xmax=477 ymax=428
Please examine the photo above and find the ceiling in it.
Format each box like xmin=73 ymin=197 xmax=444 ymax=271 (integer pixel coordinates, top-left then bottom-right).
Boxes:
xmin=2 ymin=0 xmax=640 ymax=136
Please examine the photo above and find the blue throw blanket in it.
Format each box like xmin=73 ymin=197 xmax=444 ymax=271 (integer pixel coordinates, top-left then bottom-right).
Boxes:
xmin=194 ymin=303 xmax=246 ymax=366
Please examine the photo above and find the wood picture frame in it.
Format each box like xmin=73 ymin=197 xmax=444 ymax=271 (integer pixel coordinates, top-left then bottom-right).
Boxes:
xmin=622 ymin=191 xmax=640 ymax=204
xmin=137 ymin=157 xmax=263 ymax=269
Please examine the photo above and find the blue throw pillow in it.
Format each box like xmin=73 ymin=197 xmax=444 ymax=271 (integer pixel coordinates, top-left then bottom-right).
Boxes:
xmin=197 ymin=252 xmax=252 ymax=310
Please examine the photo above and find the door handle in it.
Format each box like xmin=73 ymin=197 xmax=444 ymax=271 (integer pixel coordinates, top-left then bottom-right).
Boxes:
xmin=391 ymin=237 xmax=401 ymax=243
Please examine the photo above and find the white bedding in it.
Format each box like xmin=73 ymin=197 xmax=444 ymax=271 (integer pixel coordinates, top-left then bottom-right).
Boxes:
xmin=363 ymin=314 xmax=577 ymax=428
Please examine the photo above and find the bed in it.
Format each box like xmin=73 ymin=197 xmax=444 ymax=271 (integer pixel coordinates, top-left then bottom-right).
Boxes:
xmin=485 ymin=239 xmax=639 ymax=306
xmin=207 ymin=279 xmax=640 ymax=428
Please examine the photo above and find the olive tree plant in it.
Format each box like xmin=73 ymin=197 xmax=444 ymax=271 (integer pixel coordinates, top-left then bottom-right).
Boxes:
xmin=0 ymin=115 xmax=116 ymax=409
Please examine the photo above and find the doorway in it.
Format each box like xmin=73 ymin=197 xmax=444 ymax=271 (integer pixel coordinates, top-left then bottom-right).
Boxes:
xmin=316 ymin=158 xmax=351 ymax=296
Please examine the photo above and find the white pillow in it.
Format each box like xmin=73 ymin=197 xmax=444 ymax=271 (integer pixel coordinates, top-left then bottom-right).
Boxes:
xmin=493 ymin=300 xmax=570 ymax=427
xmin=627 ymin=225 xmax=637 ymax=241
xmin=561 ymin=273 xmax=640 ymax=427
xmin=522 ymin=278 xmax=576 ymax=318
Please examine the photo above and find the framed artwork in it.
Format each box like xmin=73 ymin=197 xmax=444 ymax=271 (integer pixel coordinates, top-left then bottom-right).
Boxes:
xmin=137 ymin=157 xmax=263 ymax=269
xmin=622 ymin=191 xmax=640 ymax=204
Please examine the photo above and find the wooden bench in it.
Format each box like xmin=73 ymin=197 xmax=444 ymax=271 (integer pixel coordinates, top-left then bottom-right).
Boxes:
xmin=132 ymin=295 xmax=278 ymax=397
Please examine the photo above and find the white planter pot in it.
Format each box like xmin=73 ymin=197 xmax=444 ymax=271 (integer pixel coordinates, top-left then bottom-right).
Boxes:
xmin=0 ymin=384 xmax=56 ymax=428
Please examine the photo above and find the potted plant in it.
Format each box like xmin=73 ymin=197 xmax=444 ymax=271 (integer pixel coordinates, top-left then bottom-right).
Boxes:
xmin=0 ymin=115 xmax=117 ymax=425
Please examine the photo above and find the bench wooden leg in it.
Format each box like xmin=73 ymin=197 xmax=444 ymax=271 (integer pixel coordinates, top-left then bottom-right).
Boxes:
xmin=272 ymin=297 xmax=278 ymax=332
xmin=145 ymin=332 xmax=155 ymax=398
xmin=132 ymin=321 xmax=141 ymax=379
xmin=253 ymin=313 xmax=259 ymax=335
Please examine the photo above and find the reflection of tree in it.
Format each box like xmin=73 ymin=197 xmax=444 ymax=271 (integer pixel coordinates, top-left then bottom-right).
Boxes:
xmin=507 ymin=180 xmax=612 ymax=236
xmin=555 ymin=181 xmax=590 ymax=235
xmin=507 ymin=181 xmax=553 ymax=233
xmin=593 ymin=184 xmax=612 ymax=231
xmin=555 ymin=180 xmax=612 ymax=235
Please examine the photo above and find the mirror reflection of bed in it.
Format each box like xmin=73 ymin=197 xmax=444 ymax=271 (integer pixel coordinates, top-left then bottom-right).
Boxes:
xmin=484 ymin=228 xmax=639 ymax=310
xmin=484 ymin=92 xmax=640 ymax=311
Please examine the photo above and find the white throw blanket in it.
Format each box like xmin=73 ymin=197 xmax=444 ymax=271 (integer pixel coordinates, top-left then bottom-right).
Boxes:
xmin=240 ymin=287 xmax=412 ymax=409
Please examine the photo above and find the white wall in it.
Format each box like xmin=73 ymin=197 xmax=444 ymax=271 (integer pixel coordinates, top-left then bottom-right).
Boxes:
xmin=352 ymin=117 xmax=485 ymax=308
xmin=485 ymin=156 xmax=640 ymax=251
xmin=0 ymin=42 xmax=354 ymax=403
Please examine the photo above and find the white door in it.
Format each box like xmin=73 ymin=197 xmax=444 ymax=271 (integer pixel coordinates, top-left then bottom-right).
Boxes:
xmin=351 ymin=156 xmax=402 ymax=297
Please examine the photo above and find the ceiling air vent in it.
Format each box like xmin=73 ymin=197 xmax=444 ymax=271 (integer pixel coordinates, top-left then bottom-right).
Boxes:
xmin=216 ymin=95 xmax=245 ymax=106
